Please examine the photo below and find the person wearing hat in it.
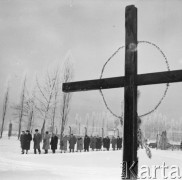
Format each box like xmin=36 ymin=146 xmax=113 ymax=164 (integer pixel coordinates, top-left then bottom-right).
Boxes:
xmin=84 ymin=135 xmax=90 ymax=152
xmin=111 ymin=136 xmax=117 ymax=151
xmin=33 ymin=129 xmax=42 ymax=154
xmin=69 ymin=134 xmax=77 ymax=153
xmin=42 ymin=131 xmax=50 ymax=154
xmin=77 ymin=136 xmax=83 ymax=152
xmin=105 ymin=136 xmax=110 ymax=151
xmin=50 ymin=133 xmax=58 ymax=153
xmin=20 ymin=131 xmax=25 ymax=154
xmin=23 ymin=130 xmax=32 ymax=154
xmin=60 ymin=134 xmax=68 ymax=153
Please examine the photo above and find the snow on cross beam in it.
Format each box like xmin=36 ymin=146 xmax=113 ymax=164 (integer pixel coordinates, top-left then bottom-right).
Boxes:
xmin=62 ymin=5 xmax=182 ymax=180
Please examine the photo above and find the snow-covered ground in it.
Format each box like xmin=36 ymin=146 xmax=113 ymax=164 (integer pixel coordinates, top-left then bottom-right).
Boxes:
xmin=0 ymin=137 xmax=182 ymax=180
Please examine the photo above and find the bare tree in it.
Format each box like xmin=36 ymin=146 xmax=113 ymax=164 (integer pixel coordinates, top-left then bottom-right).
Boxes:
xmin=35 ymin=68 xmax=60 ymax=138
xmin=17 ymin=76 xmax=27 ymax=139
xmin=85 ymin=113 xmax=89 ymax=129
xmin=60 ymin=59 xmax=74 ymax=142
xmin=0 ymin=85 xmax=9 ymax=138
xmin=102 ymin=117 xmax=105 ymax=136
xmin=26 ymin=97 xmax=35 ymax=132
xmin=12 ymin=87 xmax=36 ymax=135
xmin=50 ymin=76 xmax=60 ymax=134
xmin=91 ymin=112 xmax=95 ymax=135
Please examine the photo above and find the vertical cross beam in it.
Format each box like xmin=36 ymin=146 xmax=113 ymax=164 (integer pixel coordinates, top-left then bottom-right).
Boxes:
xmin=122 ymin=5 xmax=138 ymax=179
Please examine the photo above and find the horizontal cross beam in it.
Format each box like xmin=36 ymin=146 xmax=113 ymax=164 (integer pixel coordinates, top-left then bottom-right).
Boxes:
xmin=62 ymin=69 xmax=182 ymax=92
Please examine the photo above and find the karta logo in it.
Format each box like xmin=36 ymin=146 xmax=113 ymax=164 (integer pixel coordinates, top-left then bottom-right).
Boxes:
xmin=121 ymin=162 xmax=182 ymax=179
xmin=121 ymin=161 xmax=138 ymax=179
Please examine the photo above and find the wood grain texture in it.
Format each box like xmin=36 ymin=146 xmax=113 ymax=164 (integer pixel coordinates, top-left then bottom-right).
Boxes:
xmin=123 ymin=5 xmax=138 ymax=179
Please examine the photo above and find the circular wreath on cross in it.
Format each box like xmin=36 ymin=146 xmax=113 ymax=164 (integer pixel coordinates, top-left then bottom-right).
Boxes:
xmin=99 ymin=40 xmax=170 ymax=123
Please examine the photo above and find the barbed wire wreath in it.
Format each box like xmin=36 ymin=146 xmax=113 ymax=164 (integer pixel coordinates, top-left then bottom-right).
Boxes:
xmin=99 ymin=41 xmax=170 ymax=124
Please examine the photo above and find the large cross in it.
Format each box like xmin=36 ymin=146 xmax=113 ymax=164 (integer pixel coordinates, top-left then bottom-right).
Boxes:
xmin=62 ymin=5 xmax=182 ymax=179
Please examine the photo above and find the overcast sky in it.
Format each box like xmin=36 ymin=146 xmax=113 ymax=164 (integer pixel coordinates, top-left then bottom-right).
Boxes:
xmin=0 ymin=0 xmax=182 ymax=126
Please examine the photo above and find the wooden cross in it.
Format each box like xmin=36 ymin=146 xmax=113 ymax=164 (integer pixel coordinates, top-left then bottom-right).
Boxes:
xmin=62 ymin=5 xmax=182 ymax=179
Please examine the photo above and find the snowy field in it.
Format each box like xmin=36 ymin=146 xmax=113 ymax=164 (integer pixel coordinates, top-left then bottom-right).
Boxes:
xmin=1 ymin=137 xmax=182 ymax=180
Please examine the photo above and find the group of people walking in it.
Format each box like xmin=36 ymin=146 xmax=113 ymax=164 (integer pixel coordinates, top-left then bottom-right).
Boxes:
xmin=20 ymin=129 xmax=58 ymax=154
xmin=20 ymin=129 xmax=123 ymax=154
xmin=60 ymin=134 xmax=122 ymax=153
xmin=20 ymin=130 xmax=32 ymax=154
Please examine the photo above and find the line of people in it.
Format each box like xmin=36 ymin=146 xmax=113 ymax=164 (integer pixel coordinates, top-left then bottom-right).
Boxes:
xmin=20 ymin=129 xmax=122 ymax=154
xmin=20 ymin=129 xmax=58 ymax=154
xmin=60 ymin=134 xmax=122 ymax=153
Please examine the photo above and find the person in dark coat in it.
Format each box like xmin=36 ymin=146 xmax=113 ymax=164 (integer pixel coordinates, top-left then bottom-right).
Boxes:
xmin=96 ymin=136 xmax=99 ymax=150
xmin=69 ymin=134 xmax=77 ymax=152
xmin=84 ymin=135 xmax=90 ymax=152
xmin=111 ymin=136 xmax=117 ymax=151
xmin=20 ymin=131 xmax=25 ymax=154
xmin=180 ymin=141 xmax=182 ymax=151
xmin=98 ymin=137 xmax=102 ymax=150
xmin=96 ymin=136 xmax=102 ymax=151
xmin=24 ymin=130 xmax=32 ymax=154
xmin=105 ymin=136 xmax=110 ymax=151
xmin=117 ymin=136 xmax=122 ymax=150
xmin=33 ymin=129 xmax=42 ymax=154
xmin=103 ymin=137 xmax=107 ymax=150
xmin=50 ymin=134 xmax=58 ymax=153
xmin=90 ymin=136 xmax=96 ymax=151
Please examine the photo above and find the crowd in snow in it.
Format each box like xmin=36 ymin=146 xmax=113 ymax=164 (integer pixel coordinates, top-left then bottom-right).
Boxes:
xmin=20 ymin=129 xmax=123 ymax=154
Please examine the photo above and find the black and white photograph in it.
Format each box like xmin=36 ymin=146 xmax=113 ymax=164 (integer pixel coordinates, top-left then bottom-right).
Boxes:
xmin=0 ymin=0 xmax=182 ymax=179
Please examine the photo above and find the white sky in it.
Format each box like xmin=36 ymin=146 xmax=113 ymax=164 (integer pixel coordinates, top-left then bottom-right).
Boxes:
xmin=0 ymin=0 xmax=182 ymax=126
